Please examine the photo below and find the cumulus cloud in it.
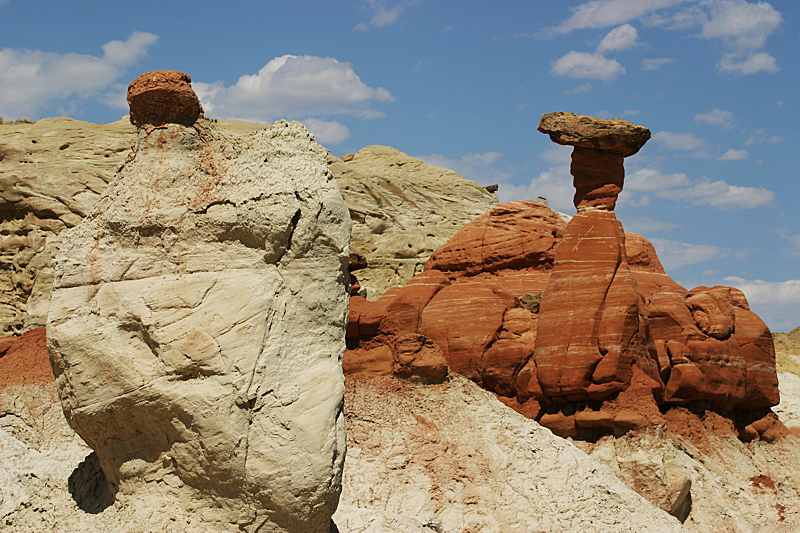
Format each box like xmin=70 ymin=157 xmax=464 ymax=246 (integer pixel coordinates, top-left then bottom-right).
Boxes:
xmin=597 ymin=23 xmax=639 ymax=52
xmin=625 ymin=168 xmax=691 ymax=190
xmin=657 ymin=178 xmax=773 ymax=208
xmin=718 ymin=277 xmax=800 ymax=331
xmin=700 ymin=0 xmax=782 ymax=51
xmin=193 ymin=55 xmax=393 ymax=122
xmin=718 ymin=148 xmax=749 ymax=160
xmin=545 ymin=0 xmax=689 ymax=35
xmin=300 ymin=118 xmax=350 ymax=145
xmin=498 ymin=167 xmax=575 ymax=211
xmin=744 ymin=129 xmax=784 ymax=145
xmin=648 ymin=238 xmax=725 ymax=270
xmin=356 ymin=0 xmax=419 ymax=30
xmin=694 ymin=108 xmax=735 ymax=129
xmin=0 ymin=31 xmax=158 ymax=120
xmin=642 ymin=57 xmax=674 ymax=69
xmin=551 ymin=51 xmax=626 ymax=81
xmin=651 ymin=131 xmax=706 ymax=150
xmin=717 ymin=51 xmax=779 ymax=74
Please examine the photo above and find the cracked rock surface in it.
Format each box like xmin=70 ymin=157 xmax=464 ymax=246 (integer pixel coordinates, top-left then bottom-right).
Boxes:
xmin=46 ymin=73 xmax=350 ymax=532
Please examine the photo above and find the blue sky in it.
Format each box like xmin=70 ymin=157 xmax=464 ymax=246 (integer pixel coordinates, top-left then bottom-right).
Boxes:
xmin=1 ymin=0 xmax=798 ymax=330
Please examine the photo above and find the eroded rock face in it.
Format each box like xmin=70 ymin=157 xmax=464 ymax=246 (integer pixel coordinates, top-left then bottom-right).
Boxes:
xmin=532 ymin=113 xmax=662 ymax=406
xmin=343 ymin=111 xmax=781 ymax=444
xmin=46 ymin=72 xmax=349 ymax=532
xmin=0 ymin=117 xmax=136 ymax=335
xmin=329 ymin=146 xmax=497 ymax=299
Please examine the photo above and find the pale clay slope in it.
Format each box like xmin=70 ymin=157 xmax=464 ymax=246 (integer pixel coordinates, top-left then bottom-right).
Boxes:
xmin=336 ymin=376 xmax=684 ymax=533
xmin=0 ymin=118 xmax=496 ymax=335
xmin=5 ymin=378 xmax=800 ymax=532
xmin=2 ymin=378 xmax=682 ymax=533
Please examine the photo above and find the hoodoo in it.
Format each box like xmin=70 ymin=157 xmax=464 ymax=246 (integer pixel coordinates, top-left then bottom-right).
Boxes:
xmin=46 ymin=71 xmax=350 ymax=532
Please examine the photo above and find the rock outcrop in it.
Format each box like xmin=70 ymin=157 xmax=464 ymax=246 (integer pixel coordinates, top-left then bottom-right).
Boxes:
xmin=344 ymin=113 xmax=782 ymax=451
xmin=0 ymin=117 xmax=136 ymax=335
xmin=329 ymin=146 xmax=497 ymax=299
xmin=46 ymin=71 xmax=349 ymax=532
xmin=531 ymin=112 xmax=657 ymax=405
xmin=0 ymin=121 xmax=495 ymax=336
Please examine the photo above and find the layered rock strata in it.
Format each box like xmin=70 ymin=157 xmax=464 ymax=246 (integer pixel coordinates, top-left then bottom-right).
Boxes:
xmin=344 ymin=112 xmax=782 ymax=450
xmin=531 ymin=112 xmax=658 ymax=404
xmin=46 ymin=71 xmax=349 ymax=532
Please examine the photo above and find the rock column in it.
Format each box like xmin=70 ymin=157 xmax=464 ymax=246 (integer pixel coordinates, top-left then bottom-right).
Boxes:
xmin=531 ymin=112 xmax=661 ymax=402
xmin=47 ymin=71 xmax=349 ymax=532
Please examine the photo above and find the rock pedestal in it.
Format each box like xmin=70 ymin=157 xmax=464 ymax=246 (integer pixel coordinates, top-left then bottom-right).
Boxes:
xmin=47 ymin=71 xmax=349 ymax=532
xmin=531 ymin=113 xmax=660 ymax=403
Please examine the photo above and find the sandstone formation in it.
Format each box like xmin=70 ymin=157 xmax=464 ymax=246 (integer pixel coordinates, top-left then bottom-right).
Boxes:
xmin=343 ymin=112 xmax=782 ymax=453
xmin=0 ymin=120 xmax=495 ymax=336
xmin=0 ymin=117 xmax=136 ymax=335
xmin=329 ymin=145 xmax=497 ymax=299
xmin=5 ymin=332 xmax=800 ymax=532
xmin=46 ymin=71 xmax=349 ymax=532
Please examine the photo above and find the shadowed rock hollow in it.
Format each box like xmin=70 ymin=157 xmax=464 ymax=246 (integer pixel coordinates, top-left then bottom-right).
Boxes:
xmin=46 ymin=71 xmax=350 ymax=532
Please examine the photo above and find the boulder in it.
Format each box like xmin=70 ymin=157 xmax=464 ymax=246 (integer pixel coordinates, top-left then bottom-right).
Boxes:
xmin=46 ymin=71 xmax=349 ymax=532
xmin=538 ymin=111 xmax=651 ymax=157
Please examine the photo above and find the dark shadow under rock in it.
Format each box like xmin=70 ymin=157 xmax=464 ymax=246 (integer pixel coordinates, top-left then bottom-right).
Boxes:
xmin=68 ymin=451 xmax=114 ymax=513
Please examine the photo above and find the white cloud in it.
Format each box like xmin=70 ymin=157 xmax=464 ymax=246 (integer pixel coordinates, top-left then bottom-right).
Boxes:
xmin=642 ymin=57 xmax=674 ymax=69
xmin=541 ymin=145 xmax=572 ymax=165
xmin=644 ymin=5 xmax=705 ymax=28
xmin=416 ymin=152 xmax=512 ymax=188
xmin=546 ymin=0 xmax=689 ymax=34
xmin=649 ymin=238 xmax=724 ymax=270
xmin=597 ymin=23 xmax=639 ymax=52
xmin=498 ymin=167 xmax=576 ymax=212
xmin=622 ymin=109 xmax=641 ymax=117
xmin=717 ymin=51 xmax=779 ymax=74
xmin=357 ymin=0 xmax=419 ymax=30
xmin=551 ymin=51 xmax=625 ymax=81
xmin=700 ymin=0 xmax=782 ymax=52
xmin=301 ymin=118 xmax=350 ymax=145
xmin=694 ymin=108 xmax=735 ymax=129
xmin=718 ymin=148 xmax=748 ymax=160
xmin=646 ymin=1 xmax=783 ymax=75
xmin=718 ymin=277 xmax=800 ymax=331
xmin=744 ymin=129 xmax=784 ymax=145
xmin=193 ymin=55 xmax=393 ymax=122
xmin=0 ymin=31 xmax=158 ymax=120
xmin=658 ymin=178 xmax=773 ymax=208
xmin=651 ymin=131 xmax=706 ymax=150
xmin=625 ymin=168 xmax=691 ymax=190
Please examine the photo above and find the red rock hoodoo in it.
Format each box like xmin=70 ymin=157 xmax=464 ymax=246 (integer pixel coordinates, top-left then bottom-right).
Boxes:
xmin=344 ymin=112 xmax=782 ymax=441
